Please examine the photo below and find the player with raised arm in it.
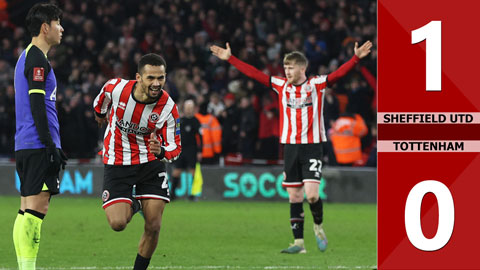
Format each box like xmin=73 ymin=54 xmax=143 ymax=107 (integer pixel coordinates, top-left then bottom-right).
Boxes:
xmin=12 ymin=4 xmax=67 ymax=269
xmin=93 ymin=53 xmax=181 ymax=269
xmin=210 ymin=40 xmax=372 ymax=254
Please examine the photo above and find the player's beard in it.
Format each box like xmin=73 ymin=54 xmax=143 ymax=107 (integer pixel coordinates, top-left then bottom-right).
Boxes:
xmin=147 ymin=85 xmax=162 ymax=100
xmin=287 ymin=76 xmax=295 ymax=84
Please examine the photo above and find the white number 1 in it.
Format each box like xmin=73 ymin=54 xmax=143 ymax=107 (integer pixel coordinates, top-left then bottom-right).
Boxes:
xmin=411 ymin=21 xmax=442 ymax=91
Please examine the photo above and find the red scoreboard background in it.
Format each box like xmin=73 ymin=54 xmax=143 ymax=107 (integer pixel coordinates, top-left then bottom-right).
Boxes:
xmin=378 ymin=0 xmax=480 ymax=269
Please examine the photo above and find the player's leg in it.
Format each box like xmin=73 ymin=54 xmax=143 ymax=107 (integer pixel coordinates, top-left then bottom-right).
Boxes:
xmin=301 ymin=143 xmax=327 ymax=252
xmin=13 ymin=196 xmax=26 ymax=269
xmin=104 ymin=203 xmax=133 ymax=231
xmin=20 ymin=192 xmax=50 ymax=270
xmin=133 ymin=160 xmax=169 ymax=270
xmin=16 ymin=149 xmax=60 ymax=270
xmin=13 ymin=152 xmax=26 ymax=269
xmin=280 ymin=144 xmax=306 ymax=254
xmin=305 ymin=182 xmax=327 ymax=251
xmin=134 ymin=199 xmax=166 ymax=270
xmin=304 ymin=182 xmax=322 ymax=215
xmin=305 ymin=182 xmax=322 ymax=221
xmin=102 ymin=164 xmax=139 ymax=231
xmin=281 ymin=186 xmax=307 ymax=254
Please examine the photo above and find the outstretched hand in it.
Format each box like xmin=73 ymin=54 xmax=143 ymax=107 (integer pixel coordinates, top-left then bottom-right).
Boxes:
xmin=210 ymin=42 xmax=232 ymax=61
xmin=354 ymin=41 xmax=373 ymax=59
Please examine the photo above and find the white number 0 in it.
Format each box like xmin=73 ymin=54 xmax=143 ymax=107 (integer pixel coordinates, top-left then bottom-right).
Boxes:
xmin=404 ymin=180 xmax=454 ymax=251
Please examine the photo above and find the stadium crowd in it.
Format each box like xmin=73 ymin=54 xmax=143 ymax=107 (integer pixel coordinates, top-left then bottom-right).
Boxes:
xmin=0 ymin=0 xmax=377 ymax=166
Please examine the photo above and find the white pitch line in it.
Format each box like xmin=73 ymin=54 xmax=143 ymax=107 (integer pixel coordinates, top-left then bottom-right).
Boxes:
xmin=0 ymin=266 xmax=377 ymax=270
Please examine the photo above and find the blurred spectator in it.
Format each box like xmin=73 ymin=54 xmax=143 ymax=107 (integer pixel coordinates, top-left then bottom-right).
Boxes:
xmin=196 ymin=102 xmax=222 ymax=164
xmin=346 ymin=78 xmax=374 ymax=125
xmin=59 ymin=92 xmax=88 ymax=158
xmin=0 ymin=60 xmax=14 ymax=87
xmin=207 ymin=92 xmax=225 ymax=118
xmin=365 ymin=125 xmax=377 ymax=167
xmin=238 ymin=96 xmax=257 ymax=159
xmin=82 ymin=93 xmax=100 ymax=158
xmin=0 ymin=85 xmax=15 ymax=156
xmin=304 ymin=33 xmax=328 ymax=73
xmin=345 ymin=77 xmax=374 ymax=150
xmin=1 ymin=0 xmax=376 ymax=161
xmin=323 ymin=88 xmax=340 ymax=132
xmin=329 ymin=113 xmax=368 ymax=166
xmin=256 ymin=93 xmax=279 ymax=160
xmin=219 ymin=93 xmax=240 ymax=155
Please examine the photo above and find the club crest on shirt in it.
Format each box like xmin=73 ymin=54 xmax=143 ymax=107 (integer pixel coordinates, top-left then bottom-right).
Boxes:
xmin=149 ymin=112 xmax=160 ymax=123
xmin=102 ymin=190 xmax=110 ymax=202
xmin=305 ymin=85 xmax=312 ymax=92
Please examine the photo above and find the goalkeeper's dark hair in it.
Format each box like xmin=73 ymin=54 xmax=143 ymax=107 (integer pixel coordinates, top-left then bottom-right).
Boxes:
xmin=25 ymin=3 xmax=63 ymax=37
xmin=138 ymin=53 xmax=167 ymax=75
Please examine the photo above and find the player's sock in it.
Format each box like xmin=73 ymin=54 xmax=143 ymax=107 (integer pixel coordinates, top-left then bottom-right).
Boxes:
xmin=133 ymin=253 xmax=151 ymax=270
xmin=20 ymin=209 xmax=45 ymax=270
xmin=309 ymin=198 xmax=324 ymax=225
xmin=294 ymin=238 xmax=305 ymax=247
xmin=290 ymin=202 xmax=304 ymax=240
xmin=13 ymin=209 xmax=24 ymax=270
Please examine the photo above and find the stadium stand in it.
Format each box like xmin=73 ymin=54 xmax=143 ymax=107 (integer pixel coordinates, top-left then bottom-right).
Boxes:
xmin=0 ymin=0 xmax=376 ymax=166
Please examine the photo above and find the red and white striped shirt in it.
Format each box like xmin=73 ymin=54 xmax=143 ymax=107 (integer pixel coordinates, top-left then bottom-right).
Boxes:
xmin=93 ymin=78 xmax=181 ymax=165
xmin=271 ymin=75 xmax=327 ymax=144
xmin=227 ymin=54 xmax=359 ymax=145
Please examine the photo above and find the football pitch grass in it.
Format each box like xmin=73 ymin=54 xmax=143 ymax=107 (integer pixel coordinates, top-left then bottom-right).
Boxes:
xmin=0 ymin=196 xmax=376 ymax=269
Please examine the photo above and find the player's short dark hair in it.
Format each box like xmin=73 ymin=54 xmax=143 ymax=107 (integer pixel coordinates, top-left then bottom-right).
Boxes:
xmin=283 ymin=51 xmax=308 ymax=67
xmin=138 ymin=53 xmax=167 ymax=74
xmin=25 ymin=3 xmax=63 ymax=37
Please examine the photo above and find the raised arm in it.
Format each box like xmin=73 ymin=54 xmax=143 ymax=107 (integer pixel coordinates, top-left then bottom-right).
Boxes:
xmin=93 ymin=78 xmax=117 ymax=127
xmin=327 ymin=41 xmax=372 ymax=86
xmin=210 ymin=42 xmax=270 ymax=87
